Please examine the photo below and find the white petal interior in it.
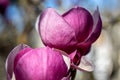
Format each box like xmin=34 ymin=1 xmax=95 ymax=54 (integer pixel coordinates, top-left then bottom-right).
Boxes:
xmin=62 ymin=55 xmax=70 ymax=70
xmin=35 ymin=15 xmax=40 ymax=33
xmin=78 ymin=56 xmax=94 ymax=72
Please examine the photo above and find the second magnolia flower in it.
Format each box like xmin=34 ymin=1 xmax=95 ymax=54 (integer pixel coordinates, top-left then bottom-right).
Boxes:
xmin=6 ymin=44 xmax=70 ymax=80
xmin=37 ymin=6 xmax=102 ymax=65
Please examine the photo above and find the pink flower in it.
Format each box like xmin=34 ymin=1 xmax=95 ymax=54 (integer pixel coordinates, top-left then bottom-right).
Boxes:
xmin=0 ymin=0 xmax=9 ymax=14
xmin=6 ymin=44 xmax=69 ymax=80
xmin=36 ymin=6 xmax=102 ymax=66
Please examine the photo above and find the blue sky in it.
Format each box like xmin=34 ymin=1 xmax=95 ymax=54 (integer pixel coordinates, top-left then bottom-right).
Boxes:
xmin=44 ymin=0 xmax=119 ymax=12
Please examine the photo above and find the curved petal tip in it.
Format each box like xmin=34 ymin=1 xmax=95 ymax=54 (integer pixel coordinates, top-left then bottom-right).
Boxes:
xmin=35 ymin=15 xmax=40 ymax=33
xmin=89 ymin=7 xmax=102 ymax=43
xmin=80 ymin=7 xmax=102 ymax=46
xmin=5 ymin=44 xmax=30 ymax=80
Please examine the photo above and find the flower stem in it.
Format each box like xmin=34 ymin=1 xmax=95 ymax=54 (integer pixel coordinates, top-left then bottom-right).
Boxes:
xmin=70 ymin=68 xmax=76 ymax=80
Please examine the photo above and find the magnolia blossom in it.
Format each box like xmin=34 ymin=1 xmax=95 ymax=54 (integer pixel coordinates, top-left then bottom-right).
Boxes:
xmin=6 ymin=6 xmax=102 ymax=80
xmin=0 ymin=0 xmax=9 ymax=14
xmin=6 ymin=44 xmax=70 ymax=80
xmin=36 ymin=6 xmax=102 ymax=66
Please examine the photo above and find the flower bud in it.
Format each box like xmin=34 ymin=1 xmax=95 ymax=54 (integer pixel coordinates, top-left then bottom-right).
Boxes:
xmin=36 ymin=6 xmax=102 ymax=67
xmin=37 ymin=6 xmax=102 ymax=55
xmin=6 ymin=44 xmax=69 ymax=80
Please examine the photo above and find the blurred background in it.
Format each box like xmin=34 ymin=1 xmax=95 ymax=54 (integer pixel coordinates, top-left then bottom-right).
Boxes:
xmin=0 ymin=0 xmax=120 ymax=80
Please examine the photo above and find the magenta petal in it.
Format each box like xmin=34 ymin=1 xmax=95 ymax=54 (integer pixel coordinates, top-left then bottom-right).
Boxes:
xmin=14 ymin=47 xmax=68 ymax=80
xmin=5 ymin=44 xmax=30 ymax=80
xmin=53 ymin=48 xmax=71 ymax=70
xmin=14 ymin=48 xmax=32 ymax=70
xmin=62 ymin=6 xmax=93 ymax=42
xmin=39 ymin=8 xmax=77 ymax=51
xmin=82 ymin=8 xmax=102 ymax=46
xmin=86 ymin=7 xmax=102 ymax=43
xmin=69 ymin=50 xmax=77 ymax=61
xmin=62 ymin=73 xmax=71 ymax=80
xmin=78 ymin=44 xmax=91 ymax=56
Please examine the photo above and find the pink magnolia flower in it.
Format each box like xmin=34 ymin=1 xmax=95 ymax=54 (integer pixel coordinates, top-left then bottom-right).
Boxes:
xmin=0 ymin=0 xmax=9 ymax=14
xmin=6 ymin=44 xmax=69 ymax=80
xmin=36 ymin=6 xmax=102 ymax=66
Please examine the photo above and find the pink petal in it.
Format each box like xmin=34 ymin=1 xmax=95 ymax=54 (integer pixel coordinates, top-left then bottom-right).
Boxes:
xmin=69 ymin=50 xmax=81 ymax=65
xmin=14 ymin=47 xmax=68 ymax=80
xmin=14 ymin=48 xmax=32 ymax=70
xmin=39 ymin=8 xmax=77 ymax=52
xmin=5 ymin=44 xmax=30 ymax=80
xmin=62 ymin=6 xmax=93 ymax=42
xmin=69 ymin=50 xmax=77 ymax=61
xmin=62 ymin=72 xmax=71 ymax=80
xmin=86 ymin=7 xmax=102 ymax=44
xmin=78 ymin=7 xmax=102 ymax=46
xmin=77 ymin=44 xmax=91 ymax=56
xmin=53 ymin=48 xmax=70 ymax=70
